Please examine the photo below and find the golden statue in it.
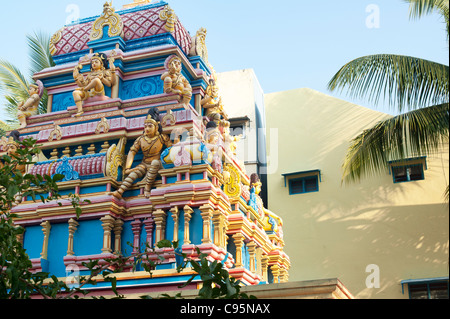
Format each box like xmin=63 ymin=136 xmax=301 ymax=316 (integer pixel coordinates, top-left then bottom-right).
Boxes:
xmin=0 ymin=130 xmax=26 ymax=175
xmin=201 ymin=75 xmax=227 ymax=122
xmin=220 ymin=120 xmax=242 ymax=157
xmin=161 ymin=55 xmax=192 ymax=105
xmin=111 ymin=109 xmax=172 ymax=199
xmin=72 ymin=52 xmax=116 ymax=117
xmin=17 ymin=81 xmax=44 ymax=129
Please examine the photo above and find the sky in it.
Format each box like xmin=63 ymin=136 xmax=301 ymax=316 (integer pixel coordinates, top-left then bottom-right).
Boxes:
xmin=0 ymin=0 xmax=448 ymax=123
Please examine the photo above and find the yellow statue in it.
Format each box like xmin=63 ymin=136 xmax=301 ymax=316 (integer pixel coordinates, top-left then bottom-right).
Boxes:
xmin=220 ymin=120 xmax=242 ymax=157
xmin=0 ymin=130 xmax=26 ymax=175
xmin=111 ymin=109 xmax=172 ymax=199
xmin=201 ymin=75 xmax=226 ymax=122
xmin=72 ymin=52 xmax=116 ymax=117
xmin=17 ymin=81 xmax=44 ymax=129
xmin=161 ymin=55 xmax=192 ymax=105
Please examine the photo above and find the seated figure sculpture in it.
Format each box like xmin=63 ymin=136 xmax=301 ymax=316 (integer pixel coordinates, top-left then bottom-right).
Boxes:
xmin=72 ymin=52 xmax=116 ymax=117
xmin=161 ymin=55 xmax=192 ymax=105
xmin=17 ymin=81 xmax=44 ymax=129
xmin=111 ymin=108 xmax=172 ymax=199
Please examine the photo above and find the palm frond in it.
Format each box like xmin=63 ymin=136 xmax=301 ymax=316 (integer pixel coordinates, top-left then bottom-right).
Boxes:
xmin=342 ymin=103 xmax=449 ymax=184
xmin=406 ymin=0 xmax=449 ymax=39
xmin=0 ymin=59 xmax=30 ymax=99
xmin=328 ymin=54 xmax=449 ymax=113
xmin=27 ymin=31 xmax=55 ymax=77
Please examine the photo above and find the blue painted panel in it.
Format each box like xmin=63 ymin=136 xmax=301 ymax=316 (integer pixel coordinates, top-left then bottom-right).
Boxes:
xmin=52 ymin=91 xmax=75 ymax=112
xmin=121 ymin=221 xmax=134 ymax=257
xmin=79 ymin=185 xmax=107 ymax=195
xmin=166 ymin=211 xmax=174 ymax=242
xmin=190 ymin=173 xmax=204 ymax=181
xmin=73 ymin=219 xmax=103 ymax=256
xmin=23 ymin=225 xmax=44 ymax=259
xmin=120 ymin=75 xmax=164 ymax=100
xmin=190 ymin=208 xmax=203 ymax=246
xmin=47 ymin=222 xmax=69 ymax=277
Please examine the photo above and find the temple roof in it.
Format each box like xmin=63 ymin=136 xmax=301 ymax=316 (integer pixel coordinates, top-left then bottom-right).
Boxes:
xmin=51 ymin=2 xmax=191 ymax=57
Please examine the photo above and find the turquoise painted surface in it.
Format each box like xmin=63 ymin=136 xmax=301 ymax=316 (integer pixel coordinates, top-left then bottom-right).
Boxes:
xmin=47 ymin=223 xmax=69 ymax=277
xmin=73 ymin=220 xmax=103 ymax=256
xmin=23 ymin=225 xmax=44 ymax=259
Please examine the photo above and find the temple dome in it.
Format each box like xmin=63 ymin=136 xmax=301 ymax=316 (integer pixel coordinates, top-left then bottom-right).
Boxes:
xmin=50 ymin=2 xmax=191 ymax=57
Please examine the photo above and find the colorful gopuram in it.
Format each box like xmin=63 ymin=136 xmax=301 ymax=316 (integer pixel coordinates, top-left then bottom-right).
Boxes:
xmin=4 ymin=1 xmax=290 ymax=296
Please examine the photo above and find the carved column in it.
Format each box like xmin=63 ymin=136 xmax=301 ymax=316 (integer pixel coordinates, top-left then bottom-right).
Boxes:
xmin=67 ymin=218 xmax=79 ymax=256
xmin=232 ymin=233 xmax=245 ymax=268
xmin=153 ymin=209 xmax=167 ymax=244
xmin=170 ymin=206 xmax=179 ymax=243
xmin=143 ymin=217 xmax=155 ymax=249
xmin=183 ymin=205 xmax=193 ymax=245
xmin=131 ymin=219 xmax=142 ymax=254
xmin=40 ymin=221 xmax=51 ymax=260
xmin=261 ymin=254 xmax=269 ymax=283
xmin=100 ymin=215 xmax=116 ymax=254
xmin=247 ymin=241 xmax=257 ymax=273
xmin=113 ymin=219 xmax=124 ymax=255
xmin=270 ymin=264 xmax=280 ymax=284
xmin=199 ymin=204 xmax=214 ymax=244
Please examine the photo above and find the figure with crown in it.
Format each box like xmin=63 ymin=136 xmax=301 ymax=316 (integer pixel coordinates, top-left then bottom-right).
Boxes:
xmin=17 ymin=81 xmax=44 ymax=129
xmin=72 ymin=52 xmax=117 ymax=117
xmin=111 ymin=109 xmax=172 ymax=199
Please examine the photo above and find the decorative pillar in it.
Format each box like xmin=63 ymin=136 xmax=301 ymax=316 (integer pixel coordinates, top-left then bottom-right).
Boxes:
xmin=100 ymin=215 xmax=116 ymax=254
xmin=260 ymin=254 xmax=269 ymax=283
xmin=113 ymin=219 xmax=124 ymax=255
xmin=232 ymin=233 xmax=245 ymax=268
xmin=143 ymin=217 xmax=155 ymax=249
xmin=153 ymin=209 xmax=167 ymax=244
xmin=199 ymin=204 xmax=214 ymax=244
xmin=40 ymin=221 xmax=51 ymax=260
xmin=270 ymin=264 xmax=281 ymax=284
xmin=247 ymin=241 xmax=257 ymax=273
xmin=131 ymin=219 xmax=142 ymax=254
xmin=170 ymin=206 xmax=179 ymax=243
xmin=183 ymin=205 xmax=193 ymax=245
xmin=67 ymin=218 xmax=79 ymax=256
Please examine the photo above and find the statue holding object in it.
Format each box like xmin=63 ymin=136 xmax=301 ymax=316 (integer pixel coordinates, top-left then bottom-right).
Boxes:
xmin=17 ymin=81 xmax=44 ymax=129
xmin=72 ymin=52 xmax=116 ymax=117
xmin=111 ymin=108 xmax=172 ymax=199
xmin=161 ymin=55 xmax=192 ymax=105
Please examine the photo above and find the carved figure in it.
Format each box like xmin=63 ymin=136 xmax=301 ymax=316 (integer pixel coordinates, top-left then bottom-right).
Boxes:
xmin=111 ymin=108 xmax=172 ymax=199
xmin=17 ymin=81 xmax=44 ymax=129
xmin=220 ymin=120 xmax=242 ymax=157
xmin=0 ymin=130 xmax=25 ymax=175
xmin=201 ymin=75 xmax=226 ymax=122
xmin=72 ymin=52 xmax=116 ymax=117
xmin=161 ymin=55 xmax=192 ymax=105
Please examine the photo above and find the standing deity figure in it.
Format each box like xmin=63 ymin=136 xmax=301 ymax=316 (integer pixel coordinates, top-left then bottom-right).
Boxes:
xmin=72 ymin=52 xmax=116 ymax=117
xmin=161 ymin=55 xmax=192 ymax=105
xmin=17 ymin=81 xmax=44 ymax=129
xmin=220 ymin=120 xmax=242 ymax=157
xmin=201 ymin=75 xmax=226 ymax=123
xmin=111 ymin=108 xmax=172 ymax=199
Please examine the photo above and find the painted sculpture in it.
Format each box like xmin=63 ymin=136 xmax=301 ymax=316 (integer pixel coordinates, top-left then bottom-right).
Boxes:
xmin=111 ymin=108 xmax=172 ymax=199
xmin=161 ymin=55 xmax=192 ymax=105
xmin=72 ymin=52 xmax=116 ymax=117
xmin=220 ymin=120 xmax=242 ymax=157
xmin=17 ymin=81 xmax=44 ymax=129
xmin=201 ymin=75 xmax=226 ymax=122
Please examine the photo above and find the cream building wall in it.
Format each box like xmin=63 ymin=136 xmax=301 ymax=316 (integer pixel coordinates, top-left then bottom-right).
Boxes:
xmin=264 ymin=87 xmax=449 ymax=299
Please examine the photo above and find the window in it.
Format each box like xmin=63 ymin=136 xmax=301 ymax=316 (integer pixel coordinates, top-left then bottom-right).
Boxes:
xmin=289 ymin=176 xmax=319 ymax=195
xmin=401 ymin=277 xmax=449 ymax=299
xmin=389 ymin=157 xmax=427 ymax=183
xmin=408 ymin=281 xmax=449 ymax=299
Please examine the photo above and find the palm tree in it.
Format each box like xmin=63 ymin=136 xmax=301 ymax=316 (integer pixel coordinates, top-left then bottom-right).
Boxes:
xmin=0 ymin=31 xmax=55 ymax=128
xmin=328 ymin=0 xmax=449 ymax=199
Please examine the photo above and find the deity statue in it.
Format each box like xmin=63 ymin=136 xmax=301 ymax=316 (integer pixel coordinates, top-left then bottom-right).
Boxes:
xmin=111 ymin=108 xmax=172 ymax=199
xmin=0 ymin=130 xmax=25 ymax=175
xmin=161 ymin=55 xmax=192 ymax=105
xmin=17 ymin=81 xmax=44 ymax=129
xmin=72 ymin=52 xmax=116 ymax=117
xmin=204 ymin=121 xmax=223 ymax=172
xmin=201 ymin=75 xmax=227 ymax=123
xmin=250 ymin=173 xmax=262 ymax=196
xmin=220 ymin=120 xmax=242 ymax=157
